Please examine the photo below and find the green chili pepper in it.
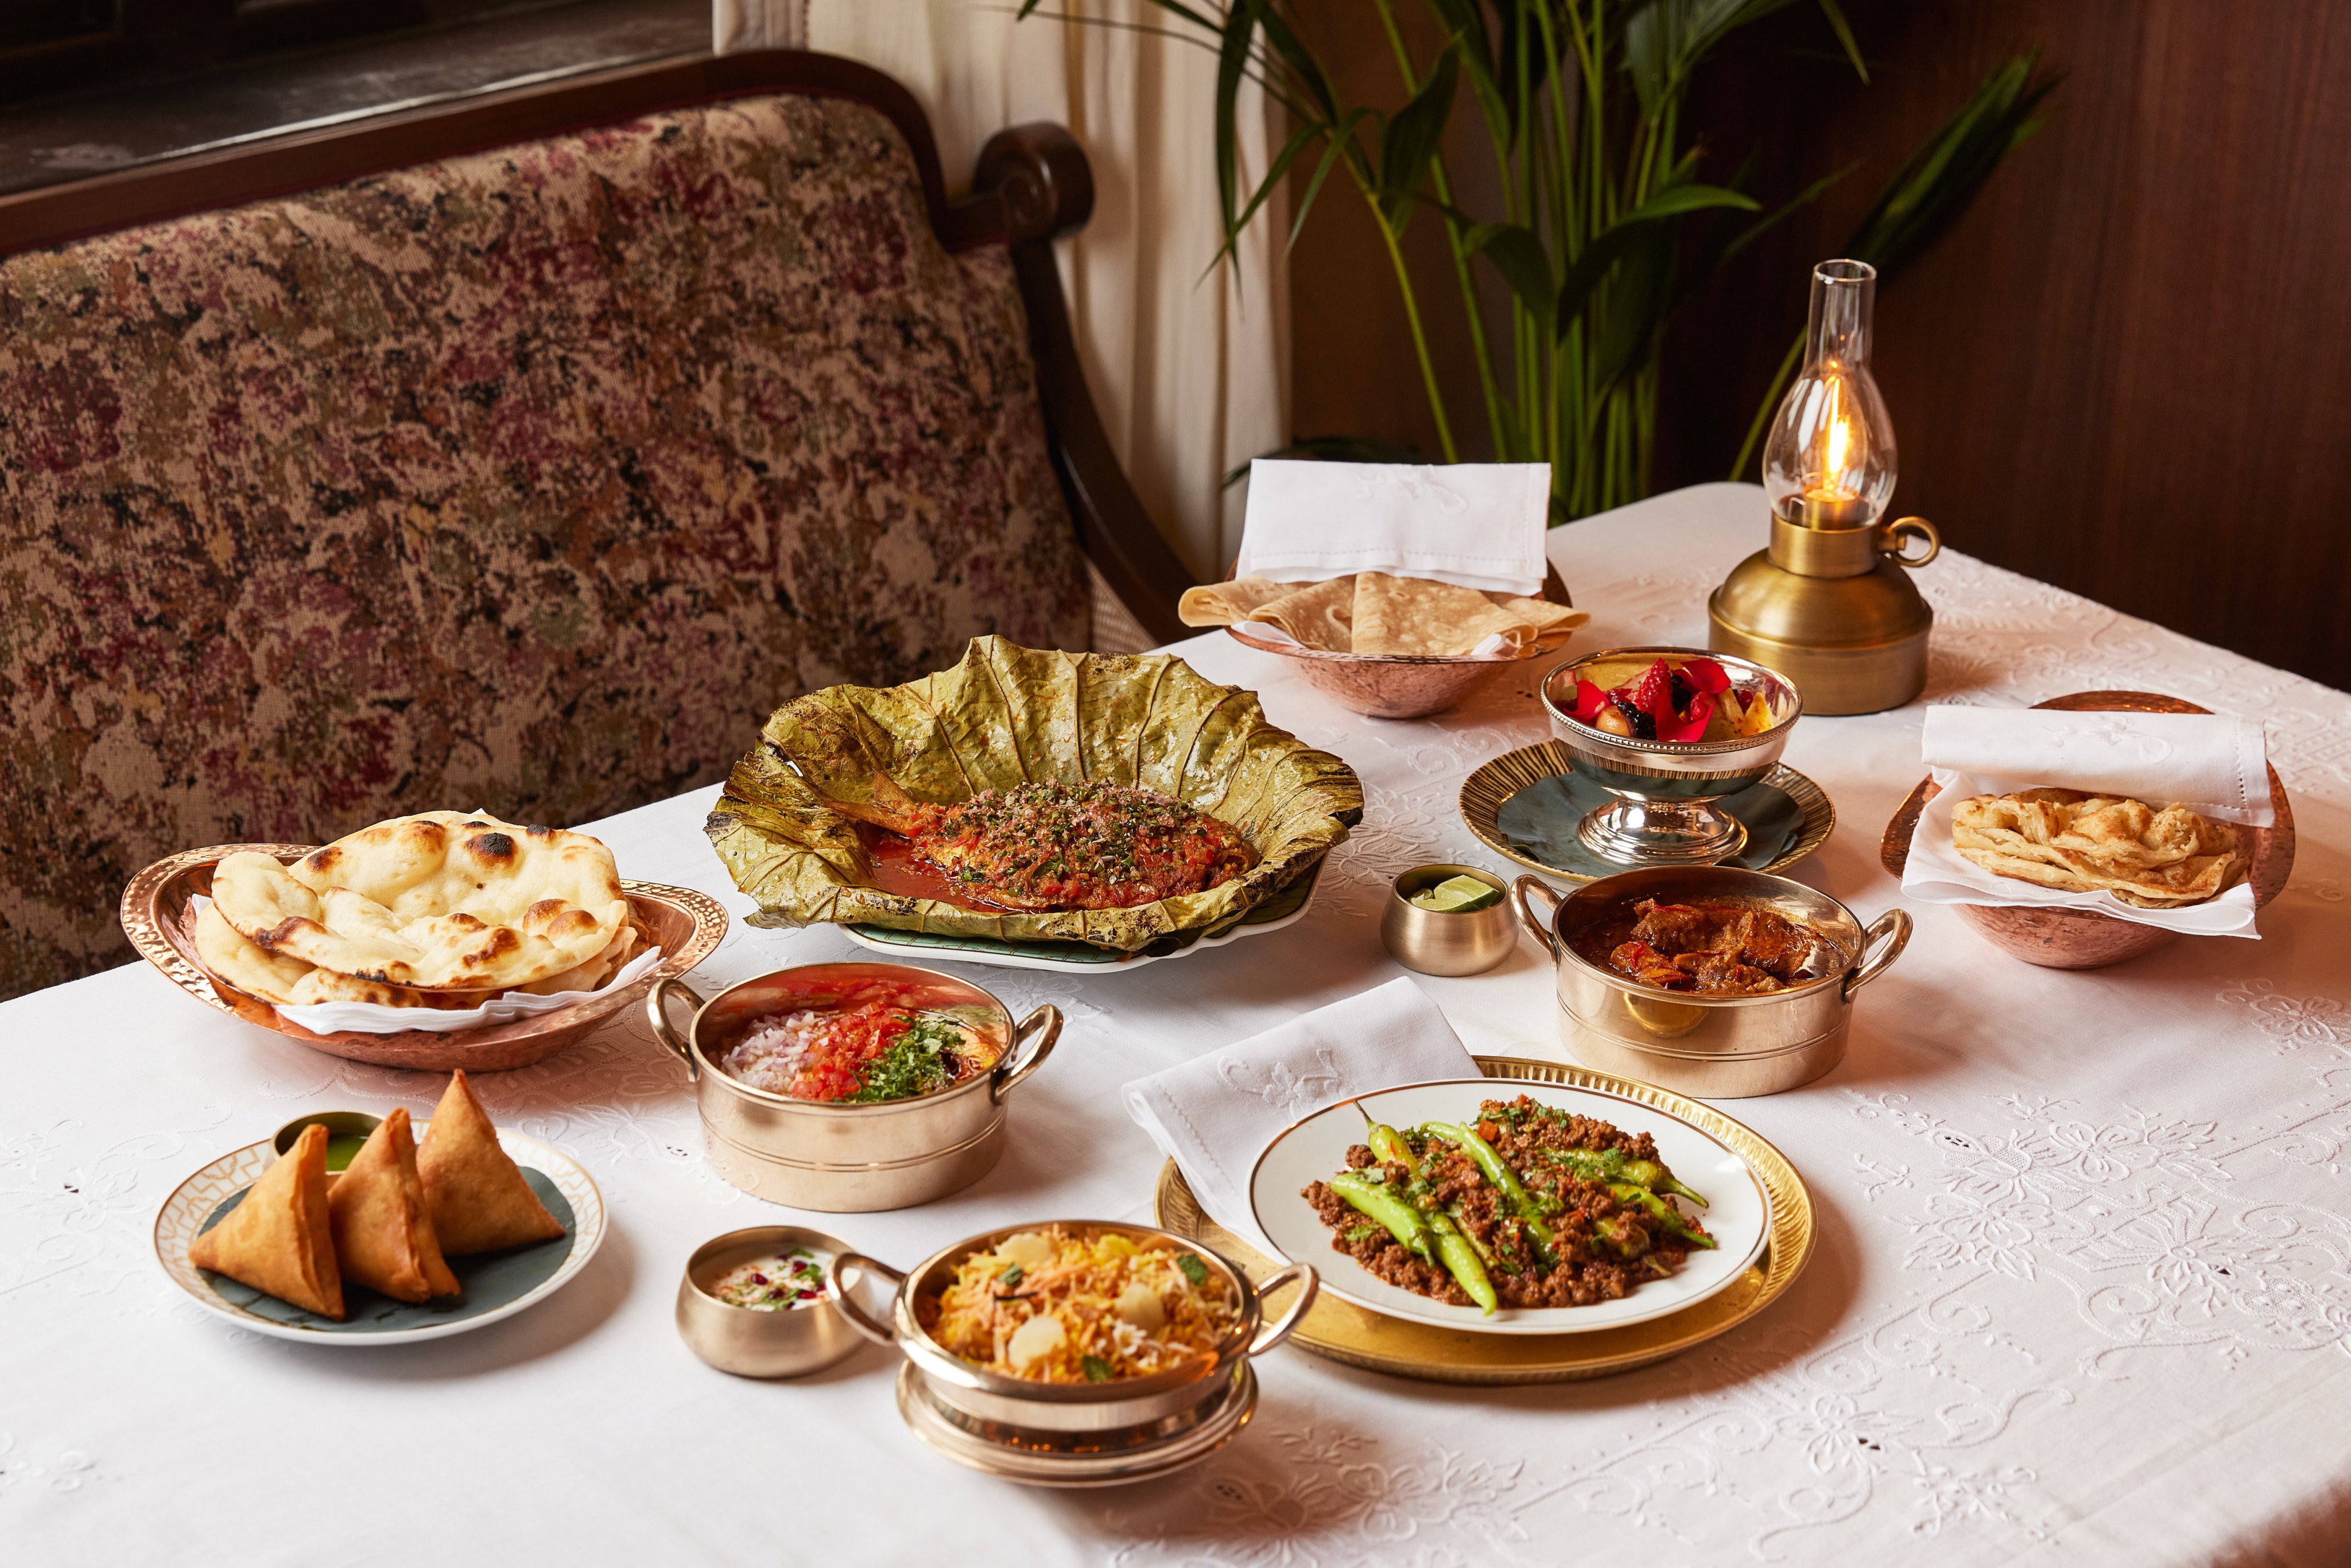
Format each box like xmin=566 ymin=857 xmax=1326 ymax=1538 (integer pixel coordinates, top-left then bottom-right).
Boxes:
xmin=1359 ymin=1122 xmax=1498 ymax=1314
xmin=1329 ymin=1173 xmax=1436 ymax=1264
xmin=1425 ymin=1122 xmax=1560 ymax=1266
xmin=1594 ymin=1211 xmax=1650 ymax=1260
xmin=1607 ymin=1182 xmax=1718 ymax=1249
xmin=1543 ymin=1147 xmax=1708 ymax=1208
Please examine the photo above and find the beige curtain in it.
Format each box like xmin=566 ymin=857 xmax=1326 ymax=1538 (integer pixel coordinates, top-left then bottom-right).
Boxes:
xmin=715 ymin=0 xmax=1289 ymax=586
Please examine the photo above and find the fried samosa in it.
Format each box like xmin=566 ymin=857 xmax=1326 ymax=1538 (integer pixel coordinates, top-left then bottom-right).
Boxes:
xmin=328 ymin=1108 xmax=461 ymax=1302
xmin=416 ymin=1071 xmax=565 ymax=1255
xmin=189 ymin=1122 xmax=346 ymax=1319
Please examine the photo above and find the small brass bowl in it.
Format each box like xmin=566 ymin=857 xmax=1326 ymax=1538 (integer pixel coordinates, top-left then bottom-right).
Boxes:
xmin=268 ymin=1111 xmax=382 ymax=1178
xmin=1380 ymin=865 xmax=1518 ymax=976
xmin=676 ymin=1225 xmax=862 ymax=1379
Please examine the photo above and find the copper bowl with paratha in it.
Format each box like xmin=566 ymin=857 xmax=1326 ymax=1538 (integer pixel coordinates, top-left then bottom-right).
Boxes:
xmin=1878 ymin=690 xmax=2296 ymax=970
xmin=122 ymin=844 xmax=726 ymax=1070
xmin=1190 ymin=568 xmax=1586 ymax=720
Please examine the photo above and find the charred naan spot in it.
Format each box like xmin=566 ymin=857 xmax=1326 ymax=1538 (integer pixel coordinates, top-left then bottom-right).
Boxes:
xmin=460 ymin=928 xmax=522 ymax=968
xmin=255 ymin=917 xmax=322 ymax=952
xmin=468 ymin=831 xmax=518 ymax=864
xmin=526 ymin=899 xmax=566 ymax=921
xmin=547 ymin=909 xmax=599 ymax=940
xmin=444 ymin=913 xmax=488 ymax=932
xmin=303 ymin=848 xmax=341 ymax=875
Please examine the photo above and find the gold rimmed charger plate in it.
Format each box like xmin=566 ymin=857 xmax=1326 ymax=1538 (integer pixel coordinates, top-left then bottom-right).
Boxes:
xmin=1153 ymin=1055 xmax=1813 ymax=1384
xmin=1459 ymin=741 xmax=1834 ymax=883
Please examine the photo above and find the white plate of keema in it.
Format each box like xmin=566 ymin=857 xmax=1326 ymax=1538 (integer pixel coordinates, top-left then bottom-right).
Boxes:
xmin=1248 ymin=1078 xmax=1770 ymax=1335
xmin=154 ymin=1073 xmax=604 ymax=1345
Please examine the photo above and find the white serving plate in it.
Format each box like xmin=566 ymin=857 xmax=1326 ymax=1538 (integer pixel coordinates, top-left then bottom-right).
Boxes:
xmin=155 ymin=1124 xmax=604 ymax=1345
xmin=1248 ymin=1078 xmax=1770 ymax=1335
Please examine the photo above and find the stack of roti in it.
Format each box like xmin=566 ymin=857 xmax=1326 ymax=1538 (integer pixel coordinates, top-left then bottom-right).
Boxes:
xmin=195 ymin=810 xmax=637 ymax=1011
xmin=1951 ymin=788 xmax=2248 ymax=908
xmin=1179 ymin=572 xmax=1587 ymax=659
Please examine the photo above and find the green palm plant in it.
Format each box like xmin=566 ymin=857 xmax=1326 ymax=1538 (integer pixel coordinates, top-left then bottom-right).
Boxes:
xmin=1019 ymin=0 xmax=2053 ymax=522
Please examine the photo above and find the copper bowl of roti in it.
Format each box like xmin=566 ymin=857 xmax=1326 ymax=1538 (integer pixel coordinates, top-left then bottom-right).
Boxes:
xmin=121 ymin=812 xmax=726 ymax=1071
xmin=1182 ymin=570 xmax=1586 ymax=720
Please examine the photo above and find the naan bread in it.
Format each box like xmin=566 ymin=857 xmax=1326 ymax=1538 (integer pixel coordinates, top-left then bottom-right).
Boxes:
xmin=1953 ymin=788 xmax=2247 ymax=907
xmin=328 ymin=1109 xmax=461 ymax=1302
xmin=417 ymin=1072 xmax=567 ymax=1256
xmin=212 ymin=813 xmax=628 ymax=991
xmin=513 ymin=924 xmax=637 ymax=997
xmin=193 ymin=901 xmax=313 ymax=1005
xmin=189 ymin=1122 xmax=344 ymax=1319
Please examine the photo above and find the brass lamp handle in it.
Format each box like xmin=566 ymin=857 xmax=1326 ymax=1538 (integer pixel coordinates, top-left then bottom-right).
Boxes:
xmin=643 ymin=976 xmax=707 ymax=1081
xmin=1881 ymin=515 xmax=1941 ymax=568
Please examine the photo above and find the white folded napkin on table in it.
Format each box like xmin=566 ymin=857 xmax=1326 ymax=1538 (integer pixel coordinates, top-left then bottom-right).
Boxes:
xmin=1122 ymin=977 xmax=1480 ymax=1256
xmin=1233 ymin=459 xmax=1551 ymax=597
xmin=1900 ymin=707 xmax=2269 ymax=937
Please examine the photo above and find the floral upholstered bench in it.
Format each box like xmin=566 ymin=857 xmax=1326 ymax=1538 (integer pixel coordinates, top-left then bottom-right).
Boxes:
xmin=0 ymin=52 xmax=1190 ymax=999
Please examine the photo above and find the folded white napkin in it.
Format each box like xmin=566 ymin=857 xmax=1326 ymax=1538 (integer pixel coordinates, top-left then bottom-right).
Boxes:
xmin=1234 ymin=459 xmax=1550 ymax=597
xmin=1122 ymin=977 xmax=1480 ymax=1255
xmin=1901 ymin=707 xmax=2268 ymax=937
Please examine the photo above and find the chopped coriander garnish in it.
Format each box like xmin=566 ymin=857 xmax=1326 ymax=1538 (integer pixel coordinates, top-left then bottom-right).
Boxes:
xmin=998 ymin=1262 xmax=1024 ymax=1287
xmin=1175 ymin=1252 xmax=1210 ymax=1287
xmin=1081 ymin=1355 xmax=1113 ymax=1382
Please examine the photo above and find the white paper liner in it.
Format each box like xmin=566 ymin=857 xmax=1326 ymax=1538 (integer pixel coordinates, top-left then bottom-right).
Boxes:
xmin=1920 ymin=708 xmax=2272 ymax=827
xmin=189 ymin=894 xmax=665 ymax=1031
xmin=1900 ymin=770 xmax=2260 ymax=938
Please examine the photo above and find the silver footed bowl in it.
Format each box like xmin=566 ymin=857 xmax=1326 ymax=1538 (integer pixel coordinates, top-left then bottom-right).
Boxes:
xmin=1537 ymin=646 xmax=1801 ymax=868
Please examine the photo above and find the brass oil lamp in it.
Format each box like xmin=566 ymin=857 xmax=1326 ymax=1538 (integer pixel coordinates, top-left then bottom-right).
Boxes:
xmin=1709 ymin=259 xmax=1941 ymax=715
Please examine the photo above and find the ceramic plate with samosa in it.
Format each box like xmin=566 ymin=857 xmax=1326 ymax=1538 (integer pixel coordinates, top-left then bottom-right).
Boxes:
xmin=157 ymin=1112 xmax=603 ymax=1345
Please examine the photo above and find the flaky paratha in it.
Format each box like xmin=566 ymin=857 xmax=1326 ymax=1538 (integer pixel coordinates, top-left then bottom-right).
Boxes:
xmin=1952 ymin=787 xmax=2246 ymax=907
xmin=209 ymin=813 xmax=628 ymax=991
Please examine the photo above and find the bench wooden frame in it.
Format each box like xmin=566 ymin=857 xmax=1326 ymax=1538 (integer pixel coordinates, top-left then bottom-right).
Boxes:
xmin=0 ymin=49 xmax=1197 ymax=642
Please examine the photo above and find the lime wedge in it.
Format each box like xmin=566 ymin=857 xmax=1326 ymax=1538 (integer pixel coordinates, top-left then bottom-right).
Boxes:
xmin=1410 ymin=875 xmax=1502 ymax=914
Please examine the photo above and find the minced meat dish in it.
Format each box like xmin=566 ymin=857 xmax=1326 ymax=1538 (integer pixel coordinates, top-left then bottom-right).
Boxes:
xmin=1302 ymin=1095 xmax=1714 ymax=1314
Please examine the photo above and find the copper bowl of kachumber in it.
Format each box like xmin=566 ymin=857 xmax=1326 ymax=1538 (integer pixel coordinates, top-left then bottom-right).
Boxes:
xmin=645 ymin=962 xmax=1061 ymax=1213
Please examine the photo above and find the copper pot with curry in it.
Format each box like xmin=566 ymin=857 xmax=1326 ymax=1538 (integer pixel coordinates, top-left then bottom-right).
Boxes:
xmin=1514 ymin=868 xmax=1911 ymax=1098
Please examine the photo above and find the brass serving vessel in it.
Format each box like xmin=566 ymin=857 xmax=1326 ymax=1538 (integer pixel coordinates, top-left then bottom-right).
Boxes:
xmin=1709 ymin=509 xmax=1942 ymax=716
xmin=835 ymin=1220 xmax=1316 ymax=1434
xmin=1538 ymin=646 xmax=1802 ymax=867
xmin=119 ymin=843 xmax=727 ymax=1072
xmin=1154 ymin=1055 xmax=1813 ymax=1383
xmin=1379 ymin=864 xmax=1519 ymax=976
xmin=891 ymin=1359 xmax=1260 ymax=1487
xmin=1514 ymin=868 xmax=1910 ymax=1099
xmin=1879 ymin=689 xmax=2297 ymax=969
xmin=674 ymin=1225 xmax=863 ymax=1379
xmin=645 ymin=962 xmax=1061 ymax=1212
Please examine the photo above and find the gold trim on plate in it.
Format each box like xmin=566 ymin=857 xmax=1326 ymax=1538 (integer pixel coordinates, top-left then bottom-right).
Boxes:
xmin=1153 ymin=1055 xmax=1814 ymax=1384
xmin=1458 ymin=743 xmax=1834 ymax=884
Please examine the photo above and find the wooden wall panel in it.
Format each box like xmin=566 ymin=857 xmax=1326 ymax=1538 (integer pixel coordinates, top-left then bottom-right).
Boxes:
xmin=1284 ymin=0 xmax=2351 ymax=688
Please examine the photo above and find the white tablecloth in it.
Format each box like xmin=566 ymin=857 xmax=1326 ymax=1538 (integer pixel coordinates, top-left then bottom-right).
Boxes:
xmin=6 ymin=482 xmax=2349 ymax=1566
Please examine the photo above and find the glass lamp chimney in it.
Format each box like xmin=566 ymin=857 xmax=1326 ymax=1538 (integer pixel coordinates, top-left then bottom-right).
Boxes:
xmin=1760 ymin=259 xmax=1896 ymax=530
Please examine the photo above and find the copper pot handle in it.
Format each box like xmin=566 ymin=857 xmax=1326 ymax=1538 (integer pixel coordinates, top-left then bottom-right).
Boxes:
xmin=1246 ymin=1261 xmax=1320 ymax=1357
xmin=993 ymin=1003 xmax=1064 ymax=1104
xmin=1512 ymin=875 xmax=1563 ymax=958
xmin=1844 ymin=909 xmax=1913 ymax=1000
xmin=832 ymin=1252 xmax=906 ymax=1346
xmin=1881 ymin=515 xmax=1941 ymax=569
xmin=644 ymin=975 xmax=707 ymax=1082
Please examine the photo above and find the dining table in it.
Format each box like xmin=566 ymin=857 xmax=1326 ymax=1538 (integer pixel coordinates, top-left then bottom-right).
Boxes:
xmin=5 ymin=479 xmax=2348 ymax=1568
